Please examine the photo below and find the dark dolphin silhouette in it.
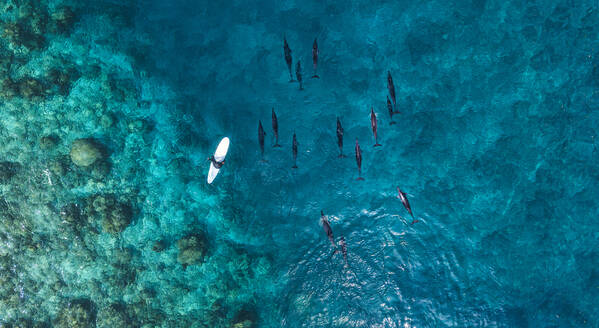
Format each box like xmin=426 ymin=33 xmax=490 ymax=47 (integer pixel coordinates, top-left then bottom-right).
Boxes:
xmin=284 ymin=37 xmax=294 ymax=82
xmin=312 ymin=38 xmax=320 ymax=78
xmin=258 ymin=120 xmax=266 ymax=160
xmin=371 ymin=107 xmax=382 ymax=147
xmin=320 ymin=211 xmax=336 ymax=248
xmin=336 ymin=117 xmax=345 ymax=157
xmin=387 ymin=71 xmax=396 ymax=109
xmin=355 ymin=139 xmax=364 ymax=180
xmin=397 ymin=187 xmax=415 ymax=222
xmin=272 ymin=108 xmax=281 ymax=147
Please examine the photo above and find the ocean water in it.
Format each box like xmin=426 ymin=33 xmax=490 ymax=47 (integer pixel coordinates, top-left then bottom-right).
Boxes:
xmin=0 ymin=0 xmax=598 ymax=327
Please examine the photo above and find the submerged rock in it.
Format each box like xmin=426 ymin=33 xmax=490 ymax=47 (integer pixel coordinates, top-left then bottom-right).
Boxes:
xmin=230 ymin=308 xmax=257 ymax=328
xmin=39 ymin=135 xmax=59 ymax=150
xmin=54 ymin=299 xmax=96 ymax=328
xmin=48 ymin=67 xmax=79 ymax=96
xmin=0 ymin=78 xmax=17 ymax=98
xmin=177 ymin=233 xmax=208 ymax=269
xmin=89 ymin=159 xmax=111 ymax=179
xmin=60 ymin=203 xmax=82 ymax=225
xmin=2 ymin=318 xmax=49 ymax=328
xmin=2 ymin=21 xmax=45 ymax=50
xmin=48 ymin=157 xmax=67 ymax=177
xmin=96 ymin=303 xmax=132 ymax=328
xmin=51 ymin=6 xmax=77 ymax=34
xmin=99 ymin=113 xmax=115 ymax=129
xmin=18 ymin=77 xmax=46 ymax=99
xmin=70 ymin=138 xmax=103 ymax=167
xmin=0 ymin=161 xmax=19 ymax=182
xmin=0 ymin=77 xmax=48 ymax=99
xmin=86 ymin=194 xmax=133 ymax=234
xmin=127 ymin=119 xmax=149 ymax=134
xmin=152 ymin=240 xmax=166 ymax=252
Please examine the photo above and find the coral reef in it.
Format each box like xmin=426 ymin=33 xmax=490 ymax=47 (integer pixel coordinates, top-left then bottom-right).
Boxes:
xmin=54 ymin=299 xmax=96 ymax=328
xmin=39 ymin=135 xmax=59 ymax=150
xmin=0 ymin=319 xmax=49 ymax=328
xmin=177 ymin=233 xmax=209 ymax=269
xmin=152 ymin=239 xmax=166 ymax=252
xmin=59 ymin=203 xmax=82 ymax=225
xmin=230 ymin=308 xmax=257 ymax=328
xmin=96 ymin=303 xmax=132 ymax=328
xmin=69 ymin=138 xmax=104 ymax=167
xmin=0 ymin=77 xmax=48 ymax=100
xmin=2 ymin=21 xmax=45 ymax=50
xmin=85 ymin=194 xmax=133 ymax=234
xmin=50 ymin=6 xmax=76 ymax=34
xmin=47 ymin=67 xmax=79 ymax=95
xmin=0 ymin=161 xmax=19 ymax=182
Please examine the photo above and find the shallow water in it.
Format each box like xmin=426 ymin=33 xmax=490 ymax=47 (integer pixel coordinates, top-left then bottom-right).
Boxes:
xmin=1 ymin=0 xmax=598 ymax=327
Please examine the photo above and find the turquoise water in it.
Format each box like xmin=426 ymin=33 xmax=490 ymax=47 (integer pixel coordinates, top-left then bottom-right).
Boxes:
xmin=0 ymin=0 xmax=598 ymax=327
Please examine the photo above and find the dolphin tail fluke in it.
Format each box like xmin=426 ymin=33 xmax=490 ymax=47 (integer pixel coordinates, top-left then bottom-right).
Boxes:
xmin=292 ymin=164 xmax=298 ymax=169
xmin=394 ymin=110 xmax=401 ymax=114
xmin=357 ymin=177 xmax=365 ymax=181
xmin=312 ymin=74 xmax=320 ymax=78
xmin=273 ymin=143 xmax=282 ymax=147
xmin=374 ymin=143 xmax=382 ymax=147
xmin=390 ymin=121 xmax=396 ymax=125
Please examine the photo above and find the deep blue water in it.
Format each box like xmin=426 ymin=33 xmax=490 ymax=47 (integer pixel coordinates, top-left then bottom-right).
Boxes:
xmin=130 ymin=0 xmax=599 ymax=326
xmin=1 ymin=0 xmax=598 ymax=327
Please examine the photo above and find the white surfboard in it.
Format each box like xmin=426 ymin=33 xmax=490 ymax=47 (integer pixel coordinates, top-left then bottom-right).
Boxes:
xmin=207 ymin=137 xmax=230 ymax=184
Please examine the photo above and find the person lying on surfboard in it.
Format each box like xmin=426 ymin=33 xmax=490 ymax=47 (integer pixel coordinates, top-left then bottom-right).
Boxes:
xmin=207 ymin=155 xmax=225 ymax=169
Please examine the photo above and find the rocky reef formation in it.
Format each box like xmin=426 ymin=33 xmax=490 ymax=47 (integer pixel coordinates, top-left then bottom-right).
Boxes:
xmin=54 ymin=299 xmax=96 ymax=328
xmin=70 ymin=138 xmax=104 ymax=167
xmin=0 ymin=161 xmax=19 ymax=183
xmin=230 ymin=308 xmax=258 ymax=328
xmin=177 ymin=233 xmax=209 ymax=269
xmin=96 ymin=303 xmax=132 ymax=328
xmin=85 ymin=194 xmax=133 ymax=234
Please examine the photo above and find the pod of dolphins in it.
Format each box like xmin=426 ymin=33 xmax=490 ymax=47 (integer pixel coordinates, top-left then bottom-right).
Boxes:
xmin=253 ymin=37 xmax=418 ymax=267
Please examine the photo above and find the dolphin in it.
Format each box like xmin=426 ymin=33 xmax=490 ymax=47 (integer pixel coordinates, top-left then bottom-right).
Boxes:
xmin=397 ymin=187 xmax=414 ymax=220
xmin=336 ymin=117 xmax=345 ymax=157
xmin=355 ymin=139 xmax=364 ymax=180
xmin=387 ymin=71 xmax=396 ymax=109
xmin=292 ymin=132 xmax=298 ymax=168
xmin=296 ymin=60 xmax=304 ymax=90
xmin=258 ymin=120 xmax=266 ymax=160
xmin=312 ymin=38 xmax=320 ymax=78
xmin=284 ymin=37 xmax=294 ymax=82
xmin=272 ymin=108 xmax=281 ymax=147
xmin=371 ymin=107 xmax=382 ymax=147
xmin=320 ymin=211 xmax=336 ymax=248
